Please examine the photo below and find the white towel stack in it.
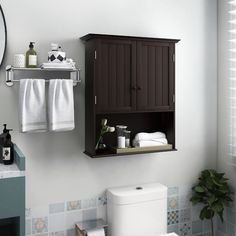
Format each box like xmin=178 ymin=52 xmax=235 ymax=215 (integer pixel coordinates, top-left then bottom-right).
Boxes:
xmin=19 ymin=79 xmax=47 ymax=132
xmin=133 ymin=132 xmax=168 ymax=147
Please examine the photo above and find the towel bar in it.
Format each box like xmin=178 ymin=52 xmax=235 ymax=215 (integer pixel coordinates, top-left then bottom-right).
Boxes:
xmin=5 ymin=65 xmax=81 ymax=87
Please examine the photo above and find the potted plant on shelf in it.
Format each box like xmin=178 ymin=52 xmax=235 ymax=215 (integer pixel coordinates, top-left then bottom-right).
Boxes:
xmin=190 ymin=169 xmax=233 ymax=236
xmin=96 ymin=119 xmax=115 ymax=152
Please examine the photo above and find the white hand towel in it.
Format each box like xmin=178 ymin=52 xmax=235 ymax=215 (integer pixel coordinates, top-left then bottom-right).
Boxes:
xmin=133 ymin=138 xmax=168 ymax=147
xmin=48 ymin=79 xmax=75 ymax=131
xmin=19 ymin=79 xmax=47 ymax=132
xmin=134 ymin=132 xmax=166 ymax=142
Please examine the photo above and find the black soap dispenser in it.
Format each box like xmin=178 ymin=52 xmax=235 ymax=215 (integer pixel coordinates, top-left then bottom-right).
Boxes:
xmin=0 ymin=124 xmax=7 ymax=144
xmin=2 ymin=128 xmax=14 ymax=165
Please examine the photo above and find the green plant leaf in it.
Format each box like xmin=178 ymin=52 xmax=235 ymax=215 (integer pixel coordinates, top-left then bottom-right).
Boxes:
xmin=200 ymin=207 xmax=208 ymax=220
xmin=194 ymin=185 xmax=205 ymax=193
xmin=212 ymin=178 xmax=223 ymax=187
xmin=207 ymin=195 xmax=216 ymax=205
xmin=190 ymin=195 xmax=201 ymax=205
xmin=205 ymin=209 xmax=214 ymax=219
xmin=212 ymin=202 xmax=224 ymax=213
xmin=218 ymin=210 xmax=224 ymax=223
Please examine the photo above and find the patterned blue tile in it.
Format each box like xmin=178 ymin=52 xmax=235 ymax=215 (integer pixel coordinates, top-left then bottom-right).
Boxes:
xmin=192 ymin=220 xmax=203 ymax=235
xmin=26 ymin=219 xmax=31 ymax=235
xmin=81 ymin=198 xmax=97 ymax=209
xmin=168 ymin=210 xmax=179 ymax=225
xmin=179 ymin=208 xmax=191 ymax=223
xmin=179 ymin=194 xmax=191 ymax=209
xmin=167 ymin=224 xmax=179 ymax=234
xmin=226 ymin=207 xmax=235 ymax=225
xmin=168 ymin=196 xmax=179 ymax=211
xmin=26 ymin=208 xmax=31 ymax=218
xmin=226 ymin=222 xmax=235 ymax=236
xmin=203 ymin=220 xmax=211 ymax=233
xmin=67 ymin=200 xmax=81 ymax=211
xmin=168 ymin=187 xmax=179 ymax=196
xmin=82 ymin=208 xmax=97 ymax=221
xmin=32 ymin=217 xmax=48 ymax=234
xmin=34 ymin=234 xmax=48 ymax=236
xmin=216 ymin=231 xmax=227 ymax=236
xmin=179 ymin=222 xmax=191 ymax=236
xmin=49 ymin=231 xmax=66 ymax=236
xmin=49 ymin=202 xmax=65 ymax=214
xmin=67 ymin=228 xmax=75 ymax=236
xmin=217 ymin=218 xmax=226 ymax=233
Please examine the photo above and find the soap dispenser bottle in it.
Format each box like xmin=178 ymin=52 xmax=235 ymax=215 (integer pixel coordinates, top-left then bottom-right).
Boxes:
xmin=2 ymin=129 xmax=14 ymax=165
xmin=26 ymin=42 xmax=37 ymax=68
xmin=0 ymin=124 xmax=7 ymax=163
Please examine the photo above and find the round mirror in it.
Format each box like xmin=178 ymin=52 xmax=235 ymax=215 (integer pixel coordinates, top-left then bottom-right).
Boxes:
xmin=0 ymin=5 xmax=6 ymax=67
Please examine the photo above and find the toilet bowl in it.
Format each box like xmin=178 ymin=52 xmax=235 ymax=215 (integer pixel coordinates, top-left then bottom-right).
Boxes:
xmin=107 ymin=183 xmax=179 ymax=236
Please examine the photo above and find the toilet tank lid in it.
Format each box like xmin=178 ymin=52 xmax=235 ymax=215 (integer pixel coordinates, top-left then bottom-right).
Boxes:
xmin=107 ymin=183 xmax=167 ymax=205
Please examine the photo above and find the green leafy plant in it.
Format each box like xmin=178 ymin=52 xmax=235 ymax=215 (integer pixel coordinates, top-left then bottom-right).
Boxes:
xmin=190 ymin=169 xmax=233 ymax=236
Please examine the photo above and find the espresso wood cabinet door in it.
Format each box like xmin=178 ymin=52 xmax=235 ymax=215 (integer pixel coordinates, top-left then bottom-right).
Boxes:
xmin=136 ymin=41 xmax=175 ymax=111
xmin=96 ymin=39 xmax=136 ymax=113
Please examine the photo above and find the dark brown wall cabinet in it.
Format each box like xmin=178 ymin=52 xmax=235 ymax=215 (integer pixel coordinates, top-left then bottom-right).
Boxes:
xmin=81 ymin=34 xmax=180 ymax=158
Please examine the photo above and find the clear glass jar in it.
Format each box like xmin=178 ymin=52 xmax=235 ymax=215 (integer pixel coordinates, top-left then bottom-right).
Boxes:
xmin=116 ymin=125 xmax=127 ymax=148
xmin=124 ymin=130 xmax=131 ymax=147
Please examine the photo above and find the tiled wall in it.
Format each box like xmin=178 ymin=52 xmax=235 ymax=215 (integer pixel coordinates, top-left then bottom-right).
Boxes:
xmin=217 ymin=204 xmax=236 ymax=236
xmin=167 ymin=186 xmax=211 ymax=236
xmin=26 ymin=195 xmax=107 ymax=236
xmin=26 ymin=186 xmax=222 ymax=236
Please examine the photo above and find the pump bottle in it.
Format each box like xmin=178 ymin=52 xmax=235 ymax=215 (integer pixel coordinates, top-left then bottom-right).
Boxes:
xmin=26 ymin=42 xmax=37 ymax=68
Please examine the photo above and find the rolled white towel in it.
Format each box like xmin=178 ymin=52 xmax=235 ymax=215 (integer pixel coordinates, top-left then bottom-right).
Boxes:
xmin=134 ymin=132 xmax=166 ymax=142
xmin=133 ymin=138 xmax=168 ymax=147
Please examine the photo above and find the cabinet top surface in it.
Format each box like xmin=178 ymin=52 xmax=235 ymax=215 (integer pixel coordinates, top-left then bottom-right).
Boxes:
xmin=80 ymin=33 xmax=180 ymax=43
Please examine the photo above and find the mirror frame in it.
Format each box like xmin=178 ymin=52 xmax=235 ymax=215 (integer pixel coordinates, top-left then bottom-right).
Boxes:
xmin=0 ymin=4 xmax=7 ymax=67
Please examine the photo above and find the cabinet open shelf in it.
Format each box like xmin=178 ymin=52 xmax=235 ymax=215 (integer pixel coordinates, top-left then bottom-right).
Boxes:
xmin=85 ymin=148 xmax=177 ymax=158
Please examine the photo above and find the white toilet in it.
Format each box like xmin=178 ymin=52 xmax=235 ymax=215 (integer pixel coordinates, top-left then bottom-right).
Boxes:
xmin=107 ymin=183 xmax=178 ymax=236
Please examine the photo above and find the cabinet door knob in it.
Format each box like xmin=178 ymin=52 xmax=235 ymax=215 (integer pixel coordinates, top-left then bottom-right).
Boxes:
xmin=131 ymin=85 xmax=137 ymax=91
xmin=137 ymin=86 xmax=142 ymax=90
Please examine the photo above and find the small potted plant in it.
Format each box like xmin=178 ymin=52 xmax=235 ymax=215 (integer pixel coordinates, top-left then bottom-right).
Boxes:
xmin=190 ymin=169 xmax=233 ymax=236
xmin=96 ymin=119 xmax=115 ymax=152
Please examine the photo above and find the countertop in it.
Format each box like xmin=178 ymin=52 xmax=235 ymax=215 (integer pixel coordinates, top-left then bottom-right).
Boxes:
xmin=0 ymin=163 xmax=25 ymax=179
xmin=0 ymin=144 xmax=25 ymax=179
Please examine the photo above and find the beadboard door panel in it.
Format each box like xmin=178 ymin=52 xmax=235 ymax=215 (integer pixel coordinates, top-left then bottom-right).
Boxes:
xmin=96 ymin=39 xmax=136 ymax=113
xmin=136 ymin=41 xmax=175 ymax=111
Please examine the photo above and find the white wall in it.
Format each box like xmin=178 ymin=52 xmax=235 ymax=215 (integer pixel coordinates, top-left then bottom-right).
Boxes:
xmin=0 ymin=0 xmax=217 ymax=207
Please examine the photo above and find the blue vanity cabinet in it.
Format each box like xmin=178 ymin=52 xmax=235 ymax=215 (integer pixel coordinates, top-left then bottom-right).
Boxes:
xmin=0 ymin=177 xmax=25 ymax=236
xmin=0 ymin=145 xmax=26 ymax=236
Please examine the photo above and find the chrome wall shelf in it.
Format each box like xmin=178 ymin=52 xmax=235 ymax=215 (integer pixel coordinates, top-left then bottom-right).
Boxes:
xmin=5 ymin=65 xmax=81 ymax=87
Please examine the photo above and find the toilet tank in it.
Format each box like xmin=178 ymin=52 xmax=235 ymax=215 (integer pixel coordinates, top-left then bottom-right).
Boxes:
xmin=107 ymin=183 xmax=167 ymax=236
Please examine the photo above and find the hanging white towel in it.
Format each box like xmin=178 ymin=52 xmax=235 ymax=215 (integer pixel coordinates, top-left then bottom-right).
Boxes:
xmin=48 ymin=79 xmax=75 ymax=131
xmin=133 ymin=132 xmax=166 ymax=142
xmin=19 ymin=79 xmax=47 ymax=132
xmin=133 ymin=138 xmax=168 ymax=147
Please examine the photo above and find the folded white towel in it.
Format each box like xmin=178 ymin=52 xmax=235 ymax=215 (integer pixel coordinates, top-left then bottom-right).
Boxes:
xmin=48 ymin=79 xmax=75 ymax=131
xmin=19 ymin=79 xmax=47 ymax=132
xmin=134 ymin=132 xmax=166 ymax=142
xmin=133 ymin=138 xmax=168 ymax=147
xmin=41 ymin=62 xmax=75 ymax=69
